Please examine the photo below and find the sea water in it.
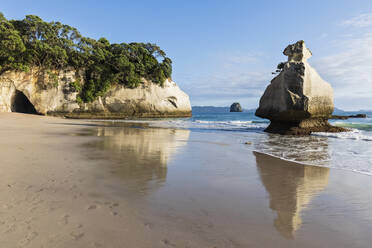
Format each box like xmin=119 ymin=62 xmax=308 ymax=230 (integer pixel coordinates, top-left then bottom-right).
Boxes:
xmin=95 ymin=111 xmax=372 ymax=175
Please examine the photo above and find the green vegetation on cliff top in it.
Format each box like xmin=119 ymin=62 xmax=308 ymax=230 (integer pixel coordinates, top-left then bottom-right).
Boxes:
xmin=0 ymin=13 xmax=172 ymax=102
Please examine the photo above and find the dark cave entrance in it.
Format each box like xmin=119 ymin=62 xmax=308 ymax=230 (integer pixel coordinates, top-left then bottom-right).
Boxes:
xmin=11 ymin=90 xmax=38 ymax=114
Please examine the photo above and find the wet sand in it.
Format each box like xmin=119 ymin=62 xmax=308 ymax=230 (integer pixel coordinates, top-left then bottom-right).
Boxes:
xmin=1 ymin=113 xmax=372 ymax=247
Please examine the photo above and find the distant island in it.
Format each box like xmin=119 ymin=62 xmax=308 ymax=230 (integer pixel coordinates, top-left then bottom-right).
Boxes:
xmin=332 ymin=107 xmax=372 ymax=116
xmin=192 ymin=106 xmax=369 ymax=117
xmin=192 ymin=106 xmax=255 ymax=113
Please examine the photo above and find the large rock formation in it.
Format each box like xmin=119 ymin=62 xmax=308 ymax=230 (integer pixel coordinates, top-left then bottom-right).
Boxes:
xmin=230 ymin=102 xmax=243 ymax=112
xmin=0 ymin=68 xmax=191 ymax=118
xmin=255 ymin=40 xmax=346 ymax=135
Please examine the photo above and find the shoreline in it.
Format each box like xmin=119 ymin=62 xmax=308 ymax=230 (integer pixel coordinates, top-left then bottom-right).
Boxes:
xmin=252 ymin=150 xmax=372 ymax=177
xmin=1 ymin=113 xmax=372 ymax=247
xmin=85 ymin=117 xmax=372 ymax=177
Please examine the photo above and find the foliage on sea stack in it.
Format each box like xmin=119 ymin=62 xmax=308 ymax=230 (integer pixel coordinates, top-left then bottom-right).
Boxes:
xmin=0 ymin=13 xmax=172 ymax=102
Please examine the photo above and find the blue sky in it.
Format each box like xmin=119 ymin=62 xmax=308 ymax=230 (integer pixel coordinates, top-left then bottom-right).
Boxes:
xmin=2 ymin=0 xmax=372 ymax=110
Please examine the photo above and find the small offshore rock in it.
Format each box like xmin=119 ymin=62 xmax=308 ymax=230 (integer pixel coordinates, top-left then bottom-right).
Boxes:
xmin=230 ymin=102 xmax=243 ymax=112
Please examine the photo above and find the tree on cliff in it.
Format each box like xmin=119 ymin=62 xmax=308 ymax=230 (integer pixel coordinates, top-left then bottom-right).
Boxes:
xmin=0 ymin=13 xmax=173 ymax=102
xmin=0 ymin=13 xmax=26 ymax=74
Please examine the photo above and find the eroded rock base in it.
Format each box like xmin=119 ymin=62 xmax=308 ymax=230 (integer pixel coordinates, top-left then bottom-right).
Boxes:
xmin=265 ymin=118 xmax=348 ymax=135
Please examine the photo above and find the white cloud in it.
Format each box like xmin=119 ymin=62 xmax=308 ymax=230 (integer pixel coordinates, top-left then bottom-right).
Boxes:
xmin=224 ymin=54 xmax=258 ymax=65
xmin=175 ymin=51 xmax=272 ymax=107
xmin=177 ymin=12 xmax=372 ymax=109
xmin=341 ymin=12 xmax=372 ymax=28
xmin=314 ymin=32 xmax=372 ymax=109
xmin=182 ymin=70 xmax=271 ymax=106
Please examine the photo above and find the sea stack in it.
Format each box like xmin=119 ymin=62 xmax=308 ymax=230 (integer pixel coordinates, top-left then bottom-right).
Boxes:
xmin=230 ymin=102 xmax=243 ymax=112
xmin=255 ymin=40 xmax=346 ymax=135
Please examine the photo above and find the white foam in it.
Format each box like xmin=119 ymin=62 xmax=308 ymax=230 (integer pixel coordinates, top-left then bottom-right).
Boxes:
xmin=313 ymin=129 xmax=372 ymax=141
xmin=254 ymin=149 xmax=372 ymax=176
xmin=107 ymin=119 xmax=267 ymax=130
xmin=195 ymin=120 xmax=253 ymax=125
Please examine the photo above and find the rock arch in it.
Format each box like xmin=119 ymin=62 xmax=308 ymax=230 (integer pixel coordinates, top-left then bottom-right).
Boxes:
xmin=11 ymin=90 xmax=38 ymax=114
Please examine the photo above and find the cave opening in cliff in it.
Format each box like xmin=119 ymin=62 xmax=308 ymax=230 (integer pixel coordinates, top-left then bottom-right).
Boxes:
xmin=11 ymin=90 xmax=38 ymax=114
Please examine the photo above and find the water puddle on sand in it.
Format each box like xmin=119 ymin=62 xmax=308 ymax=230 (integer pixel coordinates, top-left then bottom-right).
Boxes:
xmin=74 ymin=123 xmax=372 ymax=247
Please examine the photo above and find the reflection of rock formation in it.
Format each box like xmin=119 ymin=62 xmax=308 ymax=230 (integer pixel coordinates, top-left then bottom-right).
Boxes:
xmin=87 ymin=125 xmax=190 ymax=193
xmin=254 ymin=151 xmax=329 ymax=239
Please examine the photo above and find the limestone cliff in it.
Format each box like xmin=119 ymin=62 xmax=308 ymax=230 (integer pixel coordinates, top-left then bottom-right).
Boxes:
xmin=0 ymin=68 xmax=192 ymax=118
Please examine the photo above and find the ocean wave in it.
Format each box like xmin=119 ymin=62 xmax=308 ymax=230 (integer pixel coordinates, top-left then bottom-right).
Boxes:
xmin=154 ymin=119 xmax=267 ymax=130
xmin=253 ymin=133 xmax=331 ymax=167
xmin=95 ymin=119 xmax=268 ymax=131
xmin=253 ymin=150 xmax=372 ymax=176
xmin=313 ymin=129 xmax=372 ymax=141
xmin=252 ymin=132 xmax=372 ymax=176
xmin=332 ymin=122 xmax=372 ymax=131
xmin=194 ymin=120 xmax=252 ymax=124
xmin=253 ymin=150 xmax=330 ymax=167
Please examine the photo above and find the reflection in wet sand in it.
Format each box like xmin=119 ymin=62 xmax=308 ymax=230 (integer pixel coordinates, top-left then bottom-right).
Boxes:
xmin=87 ymin=125 xmax=190 ymax=193
xmin=254 ymin=152 xmax=330 ymax=239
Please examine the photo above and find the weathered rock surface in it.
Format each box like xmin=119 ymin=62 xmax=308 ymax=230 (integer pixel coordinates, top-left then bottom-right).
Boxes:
xmin=230 ymin=102 xmax=243 ymax=112
xmin=0 ymin=68 xmax=192 ymax=118
xmin=255 ymin=40 xmax=347 ymax=135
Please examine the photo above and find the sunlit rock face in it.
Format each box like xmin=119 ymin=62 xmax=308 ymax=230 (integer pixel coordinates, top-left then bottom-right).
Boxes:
xmin=0 ymin=68 xmax=191 ymax=118
xmin=254 ymin=152 xmax=329 ymax=239
xmin=255 ymin=40 xmax=346 ymax=135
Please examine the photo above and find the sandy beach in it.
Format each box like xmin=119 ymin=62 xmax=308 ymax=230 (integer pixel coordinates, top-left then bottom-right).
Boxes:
xmin=1 ymin=113 xmax=372 ymax=247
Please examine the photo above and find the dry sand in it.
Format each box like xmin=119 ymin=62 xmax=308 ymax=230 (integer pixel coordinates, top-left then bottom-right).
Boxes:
xmin=1 ymin=113 xmax=372 ymax=248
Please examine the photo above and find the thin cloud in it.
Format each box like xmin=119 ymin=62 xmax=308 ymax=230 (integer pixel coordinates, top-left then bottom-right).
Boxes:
xmin=341 ymin=12 xmax=372 ymax=28
xmin=175 ymin=50 xmax=272 ymax=106
xmin=314 ymin=32 xmax=372 ymax=108
xmin=223 ymin=54 xmax=260 ymax=65
xmin=182 ymin=70 xmax=271 ymax=106
xmin=179 ymin=12 xmax=372 ymax=109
